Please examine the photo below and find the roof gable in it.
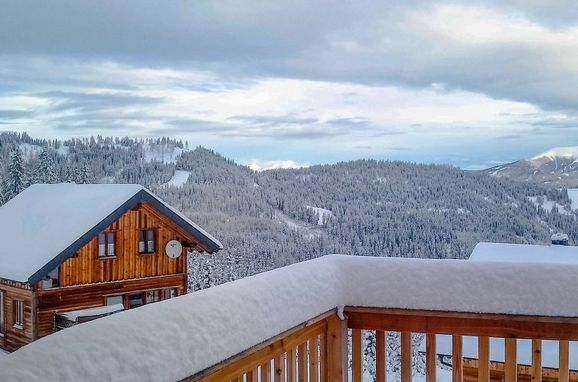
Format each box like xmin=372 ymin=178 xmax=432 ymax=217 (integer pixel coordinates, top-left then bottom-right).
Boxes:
xmin=0 ymin=184 xmax=222 ymax=284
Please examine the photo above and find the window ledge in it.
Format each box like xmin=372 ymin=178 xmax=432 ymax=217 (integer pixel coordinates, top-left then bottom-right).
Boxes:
xmin=139 ymin=252 xmax=156 ymax=256
xmin=98 ymin=256 xmax=117 ymax=260
xmin=0 ymin=332 xmax=4 ymax=337
xmin=12 ymin=324 xmax=23 ymax=330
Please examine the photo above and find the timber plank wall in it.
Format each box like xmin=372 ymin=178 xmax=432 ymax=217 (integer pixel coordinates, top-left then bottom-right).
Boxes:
xmin=0 ymin=281 xmax=34 ymax=351
xmin=57 ymin=201 xmax=198 ymax=286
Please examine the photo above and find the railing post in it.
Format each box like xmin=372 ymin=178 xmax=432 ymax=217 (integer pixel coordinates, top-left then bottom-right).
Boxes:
xmin=325 ymin=313 xmax=348 ymax=382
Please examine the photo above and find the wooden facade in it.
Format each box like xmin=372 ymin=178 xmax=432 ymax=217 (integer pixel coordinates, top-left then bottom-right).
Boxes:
xmin=0 ymin=200 xmax=212 ymax=352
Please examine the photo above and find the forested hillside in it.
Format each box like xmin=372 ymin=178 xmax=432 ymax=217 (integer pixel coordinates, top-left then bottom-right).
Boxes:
xmin=1 ymin=132 xmax=577 ymax=291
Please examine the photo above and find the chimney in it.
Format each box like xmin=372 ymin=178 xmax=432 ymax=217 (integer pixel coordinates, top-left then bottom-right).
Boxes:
xmin=551 ymin=233 xmax=569 ymax=246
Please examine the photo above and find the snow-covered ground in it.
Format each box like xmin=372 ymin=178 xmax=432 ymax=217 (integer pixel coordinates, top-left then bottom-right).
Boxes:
xmin=0 ymin=349 xmax=8 ymax=358
xmin=164 ymin=170 xmax=190 ymax=187
xmin=528 ymin=196 xmax=573 ymax=216
xmin=568 ymin=188 xmax=578 ymax=210
xmin=142 ymin=143 xmax=187 ymax=163
xmin=3 ymin=255 xmax=578 ymax=382
xmin=306 ymin=205 xmax=333 ymax=225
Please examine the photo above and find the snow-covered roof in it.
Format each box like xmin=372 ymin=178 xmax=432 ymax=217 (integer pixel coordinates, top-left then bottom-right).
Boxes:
xmin=470 ymin=242 xmax=578 ymax=264
xmin=0 ymin=183 xmax=223 ymax=283
xmin=60 ymin=304 xmax=125 ymax=322
xmin=2 ymin=255 xmax=578 ymax=381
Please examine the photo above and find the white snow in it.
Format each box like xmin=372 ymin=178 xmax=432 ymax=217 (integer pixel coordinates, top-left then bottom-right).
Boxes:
xmin=470 ymin=242 xmax=578 ymax=264
xmin=306 ymin=205 xmax=334 ymax=225
xmin=164 ymin=170 xmax=190 ymax=188
xmin=18 ymin=143 xmax=43 ymax=160
xmin=0 ymin=183 xmax=222 ymax=282
xmin=420 ymin=335 xmax=578 ymax=370
xmin=0 ymin=349 xmax=8 ymax=359
xmin=142 ymin=143 xmax=186 ymax=164
xmin=61 ymin=304 xmax=125 ymax=322
xmin=531 ymin=147 xmax=578 ymax=161
xmin=3 ymin=255 xmax=578 ymax=381
xmin=568 ymin=189 xmax=578 ymax=211
xmin=528 ymin=196 xmax=573 ymax=216
xmin=247 ymin=159 xmax=308 ymax=171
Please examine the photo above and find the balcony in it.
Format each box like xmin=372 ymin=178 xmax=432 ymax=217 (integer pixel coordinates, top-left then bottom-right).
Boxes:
xmin=1 ymin=255 xmax=578 ymax=382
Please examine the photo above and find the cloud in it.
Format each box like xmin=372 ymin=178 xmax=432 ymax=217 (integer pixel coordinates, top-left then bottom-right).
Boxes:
xmin=246 ymin=159 xmax=309 ymax=171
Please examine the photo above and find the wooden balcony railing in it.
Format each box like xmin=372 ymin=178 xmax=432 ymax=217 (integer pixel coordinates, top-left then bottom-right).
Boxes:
xmin=3 ymin=255 xmax=578 ymax=382
xmin=188 ymin=307 xmax=578 ymax=382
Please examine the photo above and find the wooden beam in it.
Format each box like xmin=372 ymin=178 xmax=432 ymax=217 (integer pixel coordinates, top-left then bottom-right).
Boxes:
xmin=426 ymin=333 xmax=436 ymax=382
xmin=345 ymin=308 xmax=578 ymax=340
xmin=477 ymin=336 xmax=490 ymax=382
xmin=559 ymin=340 xmax=569 ymax=382
xmin=326 ymin=314 xmax=348 ymax=382
xmin=352 ymin=329 xmax=362 ymax=382
xmin=376 ymin=331 xmax=387 ymax=382
xmin=531 ymin=339 xmax=541 ymax=382
xmin=452 ymin=335 xmax=463 ymax=382
xmin=505 ymin=338 xmax=517 ymax=382
xmin=401 ymin=332 xmax=412 ymax=382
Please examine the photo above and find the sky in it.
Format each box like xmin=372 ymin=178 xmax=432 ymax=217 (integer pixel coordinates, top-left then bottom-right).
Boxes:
xmin=1 ymin=1 xmax=578 ymax=170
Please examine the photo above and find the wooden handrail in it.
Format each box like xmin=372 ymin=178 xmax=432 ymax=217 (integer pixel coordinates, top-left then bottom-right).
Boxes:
xmin=184 ymin=307 xmax=578 ymax=382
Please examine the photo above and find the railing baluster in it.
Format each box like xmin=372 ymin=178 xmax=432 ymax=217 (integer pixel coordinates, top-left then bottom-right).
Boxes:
xmin=426 ymin=333 xmax=436 ymax=382
xmin=274 ymin=355 xmax=284 ymax=382
xmin=376 ymin=330 xmax=387 ymax=382
xmin=261 ymin=361 xmax=271 ymax=382
xmin=505 ymin=338 xmax=517 ymax=382
xmin=319 ymin=332 xmax=327 ymax=382
xmin=310 ymin=338 xmax=319 ymax=382
xmin=298 ymin=343 xmax=307 ymax=382
xmin=401 ymin=332 xmax=412 ymax=382
xmin=352 ymin=328 xmax=363 ymax=382
xmin=478 ymin=336 xmax=490 ymax=382
xmin=559 ymin=340 xmax=569 ymax=382
xmin=326 ymin=314 xmax=347 ymax=382
xmin=288 ymin=348 xmax=295 ymax=382
xmin=452 ymin=335 xmax=463 ymax=382
xmin=532 ymin=339 xmax=542 ymax=382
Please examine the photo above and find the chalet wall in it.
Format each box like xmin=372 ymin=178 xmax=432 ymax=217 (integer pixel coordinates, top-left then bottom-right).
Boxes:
xmin=36 ymin=274 xmax=186 ymax=338
xmin=0 ymin=282 xmax=34 ymax=352
xmin=58 ymin=202 xmax=192 ymax=287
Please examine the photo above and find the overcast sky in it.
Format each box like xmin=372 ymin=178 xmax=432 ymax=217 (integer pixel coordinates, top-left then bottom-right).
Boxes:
xmin=1 ymin=0 xmax=578 ymax=169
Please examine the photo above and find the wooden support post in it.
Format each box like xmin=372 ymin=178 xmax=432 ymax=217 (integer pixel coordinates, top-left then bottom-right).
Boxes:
xmin=401 ymin=332 xmax=412 ymax=382
xmin=478 ymin=336 xmax=490 ymax=382
xmin=274 ymin=355 xmax=284 ymax=382
xmin=505 ymin=338 xmax=517 ymax=382
xmin=288 ymin=348 xmax=295 ymax=382
xmin=376 ymin=331 xmax=387 ymax=382
xmin=452 ymin=335 xmax=463 ymax=382
xmin=352 ymin=329 xmax=363 ymax=382
xmin=531 ymin=339 xmax=542 ymax=382
xmin=326 ymin=314 xmax=348 ymax=382
xmin=319 ymin=333 xmax=327 ymax=382
xmin=426 ymin=334 xmax=436 ymax=382
xmin=559 ymin=340 xmax=569 ymax=382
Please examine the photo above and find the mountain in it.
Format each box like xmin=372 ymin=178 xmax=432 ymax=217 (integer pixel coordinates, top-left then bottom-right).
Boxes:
xmin=485 ymin=146 xmax=578 ymax=187
xmin=1 ymin=132 xmax=578 ymax=291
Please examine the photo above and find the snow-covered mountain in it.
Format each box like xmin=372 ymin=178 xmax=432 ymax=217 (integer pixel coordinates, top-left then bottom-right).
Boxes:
xmin=486 ymin=146 xmax=578 ymax=187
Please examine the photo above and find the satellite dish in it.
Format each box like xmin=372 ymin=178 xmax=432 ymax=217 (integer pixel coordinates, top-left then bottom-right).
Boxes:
xmin=165 ymin=240 xmax=183 ymax=259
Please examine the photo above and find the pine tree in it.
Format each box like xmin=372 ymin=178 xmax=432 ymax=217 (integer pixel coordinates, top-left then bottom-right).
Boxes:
xmin=6 ymin=149 xmax=27 ymax=200
xmin=34 ymin=149 xmax=57 ymax=184
xmin=77 ymin=163 xmax=92 ymax=184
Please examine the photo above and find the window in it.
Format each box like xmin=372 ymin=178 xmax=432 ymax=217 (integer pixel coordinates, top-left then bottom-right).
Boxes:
xmin=13 ymin=300 xmax=24 ymax=328
xmin=145 ymin=291 xmax=160 ymax=304
xmin=98 ymin=232 xmax=116 ymax=258
xmin=138 ymin=229 xmax=156 ymax=254
xmin=162 ymin=288 xmax=177 ymax=300
xmin=127 ymin=294 xmax=144 ymax=309
xmin=0 ymin=291 xmax=4 ymax=335
xmin=106 ymin=296 xmax=123 ymax=306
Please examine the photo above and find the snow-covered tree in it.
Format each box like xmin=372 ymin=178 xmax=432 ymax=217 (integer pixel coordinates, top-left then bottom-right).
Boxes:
xmin=5 ymin=149 xmax=27 ymax=200
xmin=33 ymin=148 xmax=57 ymax=184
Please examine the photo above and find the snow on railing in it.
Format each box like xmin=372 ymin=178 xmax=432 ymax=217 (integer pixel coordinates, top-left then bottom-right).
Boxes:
xmin=2 ymin=255 xmax=578 ymax=382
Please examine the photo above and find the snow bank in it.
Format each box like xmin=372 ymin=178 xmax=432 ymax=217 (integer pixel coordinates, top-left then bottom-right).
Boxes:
xmin=2 ymin=255 xmax=578 ymax=381
xmin=164 ymin=170 xmax=190 ymax=187
xmin=470 ymin=242 xmax=578 ymax=265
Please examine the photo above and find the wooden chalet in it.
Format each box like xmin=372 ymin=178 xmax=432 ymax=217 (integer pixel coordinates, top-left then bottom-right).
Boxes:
xmin=0 ymin=183 xmax=222 ymax=351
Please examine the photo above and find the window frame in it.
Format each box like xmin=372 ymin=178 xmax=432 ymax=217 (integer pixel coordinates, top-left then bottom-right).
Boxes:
xmin=98 ymin=231 xmax=116 ymax=258
xmin=138 ymin=229 xmax=156 ymax=255
xmin=13 ymin=299 xmax=24 ymax=329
